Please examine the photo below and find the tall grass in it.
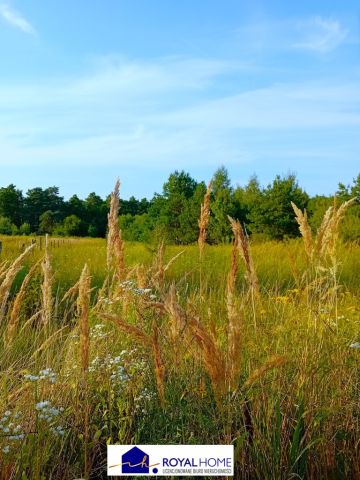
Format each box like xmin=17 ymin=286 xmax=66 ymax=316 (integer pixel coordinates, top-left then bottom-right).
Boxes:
xmin=0 ymin=187 xmax=359 ymax=479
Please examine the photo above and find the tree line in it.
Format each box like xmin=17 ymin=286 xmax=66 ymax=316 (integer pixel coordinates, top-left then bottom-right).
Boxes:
xmin=0 ymin=167 xmax=359 ymax=243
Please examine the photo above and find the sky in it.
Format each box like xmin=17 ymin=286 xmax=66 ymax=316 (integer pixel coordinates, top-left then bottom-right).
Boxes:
xmin=0 ymin=0 xmax=359 ymax=200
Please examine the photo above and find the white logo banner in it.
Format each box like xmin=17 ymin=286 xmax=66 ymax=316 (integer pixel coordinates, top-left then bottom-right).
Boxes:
xmin=107 ymin=444 xmax=234 ymax=476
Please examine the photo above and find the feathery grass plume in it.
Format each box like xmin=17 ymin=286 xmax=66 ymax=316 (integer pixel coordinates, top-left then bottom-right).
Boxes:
xmin=0 ymin=260 xmax=9 ymax=283
xmin=78 ymin=264 xmax=91 ymax=373
xmin=312 ymin=198 xmax=357 ymax=262
xmin=164 ymin=283 xmax=186 ymax=344
xmin=314 ymin=206 xmax=333 ymax=260
xmin=107 ymin=179 xmax=125 ymax=281
xmin=101 ymin=313 xmax=152 ymax=346
xmin=244 ymin=355 xmax=287 ymax=387
xmin=6 ymin=259 xmax=41 ymax=343
xmin=323 ymin=198 xmax=357 ymax=261
xmin=41 ymin=248 xmax=53 ymax=328
xmin=152 ymin=323 xmax=165 ymax=408
xmin=187 ymin=313 xmax=226 ymax=398
xmin=136 ymin=264 xmax=147 ymax=289
xmin=227 ymin=237 xmax=242 ymax=390
xmin=198 ymin=181 xmax=212 ymax=257
xmin=291 ymin=202 xmax=313 ymax=261
xmin=0 ymin=243 xmax=35 ymax=322
xmin=163 ymin=286 xmax=225 ymax=397
xmin=77 ymin=264 xmax=92 ymax=480
xmin=228 ymin=216 xmax=259 ymax=296
xmin=152 ymin=241 xmax=165 ymax=288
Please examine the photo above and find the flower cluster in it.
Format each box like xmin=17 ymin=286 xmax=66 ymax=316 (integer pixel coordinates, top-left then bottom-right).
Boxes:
xmin=134 ymin=387 xmax=156 ymax=414
xmin=90 ymin=323 xmax=110 ymax=339
xmin=120 ymin=280 xmax=157 ymax=299
xmin=89 ymin=351 xmax=131 ymax=386
xmin=36 ymin=401 xmax=65 ymax=436
xmin=24 ymin=368 xmax=57 ymax=384
xmin=0 ymin=410 xmax=25 ymax=454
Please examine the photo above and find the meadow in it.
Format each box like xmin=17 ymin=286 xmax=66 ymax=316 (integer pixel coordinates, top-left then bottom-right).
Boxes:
xmin=0 ymin=186 xmax=359 ymax=479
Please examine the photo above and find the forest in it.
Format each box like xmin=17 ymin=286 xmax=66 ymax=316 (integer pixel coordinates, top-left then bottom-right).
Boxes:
xmin=0 ymin=167 xmax=359 ymax=243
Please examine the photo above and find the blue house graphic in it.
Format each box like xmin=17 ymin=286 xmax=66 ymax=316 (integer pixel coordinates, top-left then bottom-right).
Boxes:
xmin=122 ymin=446 xmax=150 ymax=474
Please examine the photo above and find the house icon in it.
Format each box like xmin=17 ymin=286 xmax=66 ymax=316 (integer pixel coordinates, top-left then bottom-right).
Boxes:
xmin=122 ymin=446 xmax=150 ymax=474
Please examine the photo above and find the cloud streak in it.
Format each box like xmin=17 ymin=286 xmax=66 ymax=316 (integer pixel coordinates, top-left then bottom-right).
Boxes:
xmin=235 ymin=15 xmax=349 ymax=55
xmin=0 ymin=3 xmax=36 ymax=35
xmin=293 ymin=16 xmax=348 ymax=53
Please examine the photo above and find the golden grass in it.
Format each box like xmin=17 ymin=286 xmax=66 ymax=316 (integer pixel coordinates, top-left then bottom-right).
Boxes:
xmin=0 ymin=185 xmax=358 ymax=479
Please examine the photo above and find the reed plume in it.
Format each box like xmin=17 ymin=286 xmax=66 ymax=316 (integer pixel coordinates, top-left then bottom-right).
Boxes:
xmin=321 ymin=198 xmax=356 ymax=261
xmin=0 ymin=243 xmax=35 ymax=322
xmin=107 ymin=179 xmax=125 ymax=281
xmin=198 ymin=181 xmax=212 ymax=257
xmin=164 ymin=283 xmax=186 ymax=344
xmin=136 ymin=264 xmax=147 ymax=289
xmin=78 ymin=264 xmax=91 ymax=373
xmin=228 ymin=216 xmax=259 ymax=296
xmin=292 ymin=197 xmax=356 ymax=264
xmin=6 ymin=259 xmax=40 ymax=343
xmin=152 ymin=323 xmax=165 ymax=408
xmin=227 ymin=237 xmax=242 ymax=390
xmin=187 ymin=313 xmax=226 ymax=398
xmin=291 ymin=202 xmax=313 ymax=261
xmin=41 ymin=248 xmax=53 ymax=328
xmin=152 ymin=241 xmax=165 ymax=288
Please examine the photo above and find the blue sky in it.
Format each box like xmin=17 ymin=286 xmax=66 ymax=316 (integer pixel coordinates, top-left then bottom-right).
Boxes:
xmin=0 ymin=0 xmax=359 ymax=199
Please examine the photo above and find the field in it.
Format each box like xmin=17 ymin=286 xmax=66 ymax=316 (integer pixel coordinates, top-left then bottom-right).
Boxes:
xmin=0 ymin=193 xmax=359 ymax=479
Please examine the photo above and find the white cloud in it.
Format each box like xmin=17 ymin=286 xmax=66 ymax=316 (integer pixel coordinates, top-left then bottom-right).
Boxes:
xmin=293 ymin=16 xmax=348 ymax=53
xmin=0 ymin=3 xmax=36 ymax=35
xmin=235 ymin=15 xmax=349 ymax=55
xmin=0 ymin=55 xmax=359 ymax=171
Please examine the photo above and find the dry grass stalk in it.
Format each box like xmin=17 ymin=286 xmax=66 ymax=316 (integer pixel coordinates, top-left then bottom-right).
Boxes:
xmin=152 ymin=323 xmax=165 ymax=407
xmin=101 ymin=312 xmax=152 ymax=347
xmin=291 ymin=202 xmax=313 ymax=261
xmin=187 ymin=313 xmax=226 ymax=397
xmin=78 ymin=264 xmax=91 ymax=373
xmin=153 ymin=241 xmax=165 ymax=287
xmin=227 ymin=238 xmax=242 ymax=390
xmin=41 ymin=249 xmax=53 ymax=328
xmin=163 ymin=285 xmax=225 ymax=397
xmin=293 ymin=198 xmax=357 ymax=264
xmin=6 ymin=260 xmax=41 ymax=342
xmin=314 ymin=206 xmax=333 ymax=260
xmin=30 ymin=326 xmax=68 ymax=360
xmin=77 ymin=265 xmax=92 ymax=480
xmin=107 ymin=179 xmax=125 ymax=281
xmin=0 ymin=244 xmax=36 ymax=322
xmin=164 ymin=283 xmax=186 ymax=343
xmin=61 ymin=280 xmax=80 ymax=303
xmin=163 ymin=249 xmax=185 ymax=272
xmin=320 ymin=198 xmax=356 ymax=261
xmin=244 ymin=355 xmax=287 ymax=387
xmin=0 ymin=261 xmax=9 ymax=283
xmin=19 ymin=311 xmax=41 ymax=334
xmin=198 ymin=181 xmax=212 ymax=256
xmin=228 ymin=216 xmax=259 ymax=296
xmin=136 ymin=264 xmax=147 ymax=289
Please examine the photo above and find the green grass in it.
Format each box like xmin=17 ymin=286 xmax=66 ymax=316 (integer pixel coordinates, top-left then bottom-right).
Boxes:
xmin=0 ymin=235 xmax=359 ymax=479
